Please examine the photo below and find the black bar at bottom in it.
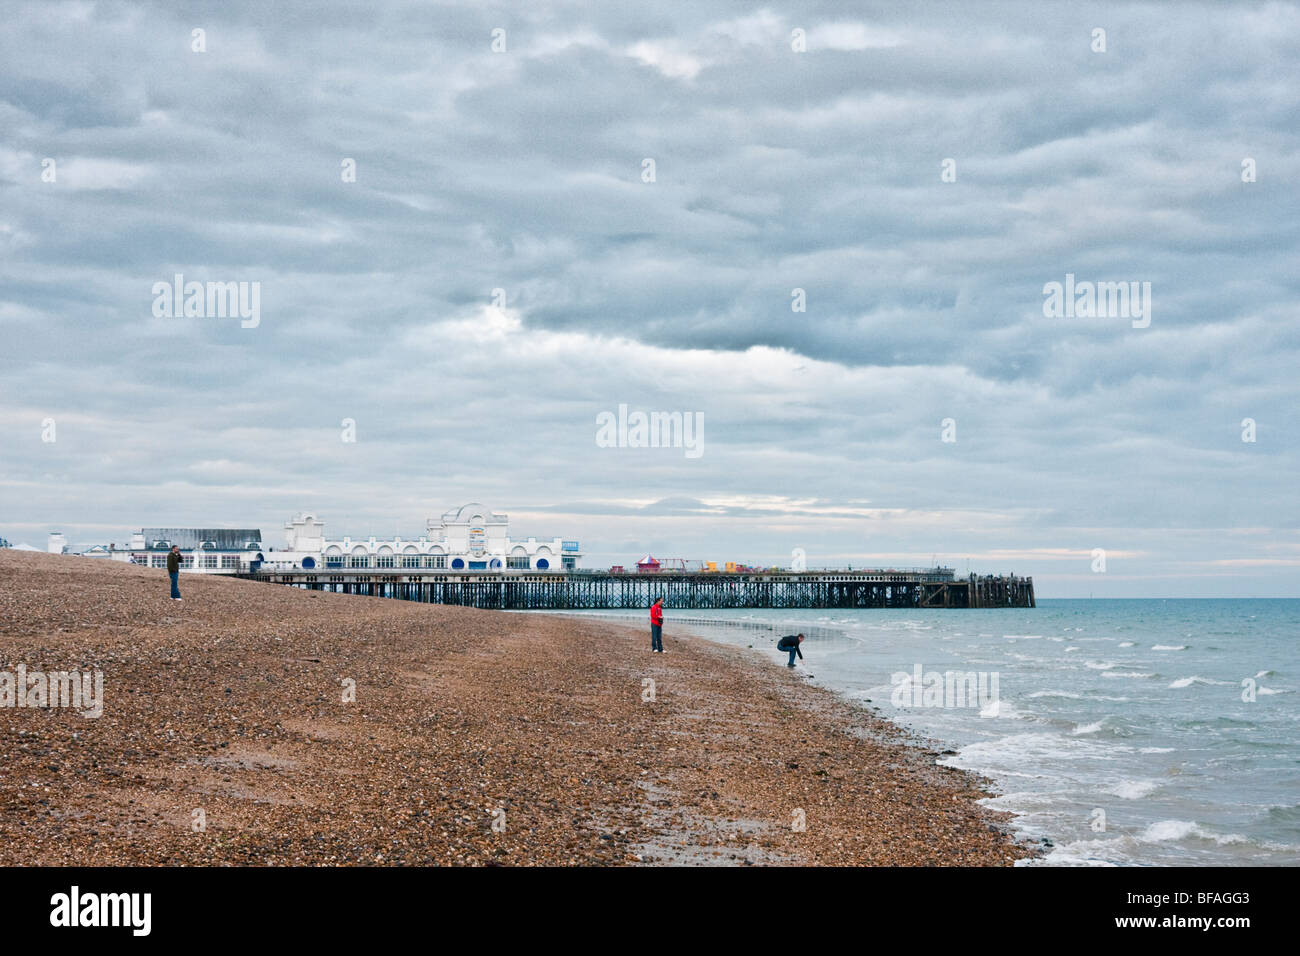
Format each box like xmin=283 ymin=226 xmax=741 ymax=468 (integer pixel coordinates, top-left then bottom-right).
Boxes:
xmin=1 ymin=865 xmax=1283 ymax=943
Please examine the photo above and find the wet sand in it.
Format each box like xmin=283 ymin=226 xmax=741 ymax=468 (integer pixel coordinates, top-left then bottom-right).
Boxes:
xmin=0 ymin=551 xmax=1033 ymax=865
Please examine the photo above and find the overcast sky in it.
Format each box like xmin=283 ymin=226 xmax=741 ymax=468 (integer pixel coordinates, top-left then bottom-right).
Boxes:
xmin=2 ymin=1 xmax=1297 ymax=596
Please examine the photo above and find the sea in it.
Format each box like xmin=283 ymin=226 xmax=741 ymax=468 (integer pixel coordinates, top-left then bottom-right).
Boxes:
xmin=554 ymin=599 xmax=1299 ymax=866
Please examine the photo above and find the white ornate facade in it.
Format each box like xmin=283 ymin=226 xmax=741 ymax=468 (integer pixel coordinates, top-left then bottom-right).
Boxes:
xmin=263 ymin=503 xmax=580 ymax=573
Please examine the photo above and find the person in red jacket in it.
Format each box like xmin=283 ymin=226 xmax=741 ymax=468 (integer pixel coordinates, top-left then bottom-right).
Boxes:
xmin=650 ymin=597 xmax=665 ymax=653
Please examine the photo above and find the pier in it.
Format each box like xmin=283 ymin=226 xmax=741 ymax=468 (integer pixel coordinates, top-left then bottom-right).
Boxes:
xmin=239 ymin=568 xmax=1035 ymax=610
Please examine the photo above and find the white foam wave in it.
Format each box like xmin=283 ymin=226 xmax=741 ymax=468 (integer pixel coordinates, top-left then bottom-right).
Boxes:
xmin=1106 ymin=779 xmax=1159 ymax=799
xmin=948 ymin=732 xmax=1129 ymax=772
xmin=1139 ymin=820 xmax=1248 ymax=845
xmin=1029 ymin=842 xmax=1124 ymax=866
xmin=1168 ymin=675 xmax=1233 ymax=689
xmin=1152 ymin=644 xmax=1187 ymax=651
xmin=979 ymin=699 xmax=1026 ymax=719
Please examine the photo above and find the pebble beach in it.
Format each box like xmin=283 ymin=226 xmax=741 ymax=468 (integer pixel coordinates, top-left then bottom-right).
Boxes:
xmin=0 ymin=551 xmax=1033 ymax=866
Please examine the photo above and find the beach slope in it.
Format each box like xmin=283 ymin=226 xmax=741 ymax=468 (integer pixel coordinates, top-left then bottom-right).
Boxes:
xmin=0 ymin=552 xmax=1031 ymax=865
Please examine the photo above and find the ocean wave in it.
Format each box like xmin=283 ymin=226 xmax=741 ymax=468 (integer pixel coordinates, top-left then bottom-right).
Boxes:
xmin=1028 ymin=844 xmax=1122 ymax=867
xmin=979 ymin=699 xmax=1026 ymax=719
xmin=1151 ymin=644 xmax=1187 ymax=651
xmin=981 ymin=791 xmax=1059 ymax=812
xmin=1139 ymin=746 xmax=1175 ymax=753
xmin=1168 ymin=675 xmax=1234 ymax=689
xmin=1264 ymin=805 xmax=1300 ymax=825
xmin=1027 ymin=690 xmax=1085 ymax=699
xmin=1118 ymin=641 xmax=1136 ymax=648
xmin=1106 ymin=779 xmax=1160 ymax=799
xmin=1102 ymin=671 xmax=1155 ymax=679
xmin=1085 ymin=660 xmax=1117 ymax=670
xmin=1005 ymin=651 xmax=1051 ymax=663
xmin=947 ymin=732 xmax=1132 ymax=771
xmin=1139 ymin=820 xmax=1248 ymax=846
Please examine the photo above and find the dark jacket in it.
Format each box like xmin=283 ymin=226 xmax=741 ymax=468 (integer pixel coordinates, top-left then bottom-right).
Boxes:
xmin=777 ymin=635 xmax=803 ymax=658
xmin=166 ymin=551 xmax=181 ymax=573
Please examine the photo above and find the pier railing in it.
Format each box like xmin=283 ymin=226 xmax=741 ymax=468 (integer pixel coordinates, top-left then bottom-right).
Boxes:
xmin=238 ymin=569 xmax=1035 ymax=610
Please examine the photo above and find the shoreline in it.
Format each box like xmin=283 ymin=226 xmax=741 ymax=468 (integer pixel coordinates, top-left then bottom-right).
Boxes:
xmin=543 ymin=608 xmax=1039 ymax=862
xmin=1 ymin=551 xmax=1035 ymax=866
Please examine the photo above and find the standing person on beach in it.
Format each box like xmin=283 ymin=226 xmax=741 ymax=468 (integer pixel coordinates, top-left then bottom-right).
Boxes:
xmin=777 ymin=633 xmax=804 ymax=668
xmin=650 ymin=597 xmax=664 ymax=653
xmin=166 ymin=545 xmax=182 ymax=601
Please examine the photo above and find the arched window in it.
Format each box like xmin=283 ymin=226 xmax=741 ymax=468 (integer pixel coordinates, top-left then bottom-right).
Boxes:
xmin=451 ymin=558 xmax=465 ymax=570
xmin=536 ymin=558 xmax=550 ymax=570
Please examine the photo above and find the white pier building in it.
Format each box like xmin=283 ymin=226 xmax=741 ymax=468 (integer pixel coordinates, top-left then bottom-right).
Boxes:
xmin=262 ymin=503 xmax=580 ymax=573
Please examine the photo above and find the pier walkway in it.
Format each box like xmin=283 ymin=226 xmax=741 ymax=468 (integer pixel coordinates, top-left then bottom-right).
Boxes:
xmin=239 ymin=568 xmax=1035 ymax=610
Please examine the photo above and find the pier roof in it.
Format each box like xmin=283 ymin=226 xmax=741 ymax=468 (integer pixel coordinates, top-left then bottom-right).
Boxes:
xmin=140 ymin=528 xmax=263 ymax=550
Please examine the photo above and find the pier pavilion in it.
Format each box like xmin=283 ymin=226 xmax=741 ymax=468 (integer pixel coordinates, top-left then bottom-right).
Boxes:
xmin=261 ymin=503 xmax=581 ymax=574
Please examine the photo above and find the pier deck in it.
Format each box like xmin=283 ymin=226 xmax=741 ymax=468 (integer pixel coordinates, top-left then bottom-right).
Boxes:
xmin=239 ymin=569 xmax=1035 ymax=610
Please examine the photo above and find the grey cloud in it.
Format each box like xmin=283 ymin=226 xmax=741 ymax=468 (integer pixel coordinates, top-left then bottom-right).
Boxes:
xmin=1 ymin=0 xmax=1297 ymax=595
